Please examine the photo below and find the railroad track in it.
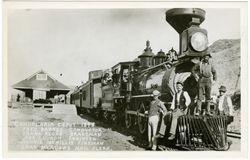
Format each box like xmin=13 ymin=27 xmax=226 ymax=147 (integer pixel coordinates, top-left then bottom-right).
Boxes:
xmin=227 ymin=131 xmax=241 ymax=139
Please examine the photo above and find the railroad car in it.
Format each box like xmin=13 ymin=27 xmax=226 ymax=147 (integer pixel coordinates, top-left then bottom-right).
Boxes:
xmin=71 ymin=8 xmax=233 ymax=150
xmin=71 ymin=70 xmax=102 ymax=115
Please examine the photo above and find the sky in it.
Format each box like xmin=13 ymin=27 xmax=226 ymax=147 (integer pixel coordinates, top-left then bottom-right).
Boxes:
xmin=7 ymin=8 xmax=240 ymax=98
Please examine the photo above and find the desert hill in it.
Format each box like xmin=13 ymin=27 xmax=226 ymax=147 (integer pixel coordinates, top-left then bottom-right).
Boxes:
xmin=209 ymin=39 xmax=241 ymax=133
xmin=209 ymin=39 xmax=240 ymax=95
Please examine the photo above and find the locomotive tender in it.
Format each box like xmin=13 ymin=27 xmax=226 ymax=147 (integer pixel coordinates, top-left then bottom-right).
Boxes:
xmin=71 ymin=8 xmax=232 ymax=150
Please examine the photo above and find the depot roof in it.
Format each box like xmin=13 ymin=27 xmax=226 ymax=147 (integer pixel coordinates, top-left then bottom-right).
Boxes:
xmin=12 ymin=70 xmax=70 ymax=91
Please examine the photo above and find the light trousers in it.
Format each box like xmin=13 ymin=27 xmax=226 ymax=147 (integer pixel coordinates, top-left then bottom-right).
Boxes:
xmin=170 ymin=109 xmax=185 ymax=135
xmin=148 ymin=115 xmax=159 ymax=150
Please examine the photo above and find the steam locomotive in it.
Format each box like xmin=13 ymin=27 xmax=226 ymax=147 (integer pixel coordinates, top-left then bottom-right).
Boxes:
xmin=71 ymin=8 xmax=232 ymax=150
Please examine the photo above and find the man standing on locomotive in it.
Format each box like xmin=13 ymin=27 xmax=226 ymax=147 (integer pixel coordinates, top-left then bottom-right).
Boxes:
xmin=147 ymin=90 xmax=167 ymax=150
xmin=192 ymin=53 xmax=217 ymax=116
xmin=168 ymin=82 xmax=191 ymax=140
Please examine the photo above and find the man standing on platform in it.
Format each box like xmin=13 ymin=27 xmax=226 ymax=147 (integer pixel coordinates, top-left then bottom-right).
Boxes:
xmin=192 ymin=53 xmax=217 ymax=116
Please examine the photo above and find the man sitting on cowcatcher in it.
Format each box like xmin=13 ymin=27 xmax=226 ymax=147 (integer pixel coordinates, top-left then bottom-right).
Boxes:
xmin=156 ymin=81 xmax=191 ymax=140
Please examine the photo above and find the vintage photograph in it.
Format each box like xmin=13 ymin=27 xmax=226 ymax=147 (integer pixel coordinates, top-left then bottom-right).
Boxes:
xmin=4 ymin=2 xmax=246 ymax=156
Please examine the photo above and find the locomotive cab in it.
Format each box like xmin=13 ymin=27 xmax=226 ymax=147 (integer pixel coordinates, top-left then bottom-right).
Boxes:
xmin=111 ymin=61 xmax=139 ymax=97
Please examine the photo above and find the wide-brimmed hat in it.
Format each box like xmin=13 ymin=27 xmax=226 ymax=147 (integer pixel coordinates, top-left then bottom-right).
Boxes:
xmin=219 ymin=85 xmax=227 ymax=92
xmin=152 ymin=90 xmax=161 ymax=97
xmin=176 ymin=81 xmax=184 ymax=86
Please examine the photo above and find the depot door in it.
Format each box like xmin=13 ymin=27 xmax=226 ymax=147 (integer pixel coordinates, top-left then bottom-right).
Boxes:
xmin=33 ymin=90 xmax=46 ymax=100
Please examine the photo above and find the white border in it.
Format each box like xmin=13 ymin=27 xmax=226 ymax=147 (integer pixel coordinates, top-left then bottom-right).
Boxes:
xmin=2 ymin=1 xmax=248 ymax=159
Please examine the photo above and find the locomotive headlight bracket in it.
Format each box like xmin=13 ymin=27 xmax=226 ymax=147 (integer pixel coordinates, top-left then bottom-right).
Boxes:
xmin=190 ymin=32 xmax=208 ymax=52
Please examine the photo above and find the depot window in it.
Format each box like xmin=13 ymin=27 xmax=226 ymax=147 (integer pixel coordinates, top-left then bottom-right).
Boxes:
xmin=36 ymin=74 xmax=47 ymax=80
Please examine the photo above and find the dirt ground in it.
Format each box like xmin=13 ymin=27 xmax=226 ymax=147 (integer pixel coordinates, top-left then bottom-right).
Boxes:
xmin=8 ymin=105 xmax=240 ymax=151
xmin=8 ymin=106 xmax=145 ymax=151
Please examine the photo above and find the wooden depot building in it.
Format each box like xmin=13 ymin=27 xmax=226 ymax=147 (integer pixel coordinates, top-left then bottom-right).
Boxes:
xmin=12 ymin=70 xmax=70 ymax=101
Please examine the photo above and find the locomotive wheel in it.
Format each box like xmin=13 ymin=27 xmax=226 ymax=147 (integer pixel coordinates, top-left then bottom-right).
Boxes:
xmin=87 ymin=108 xmax=91 ymax=114
xmin=125 ymin=108 xmax=132 ymax=129
xmin=94 ymin=109 xmax=101 ymax=119
xmin=111 ymin=112 xmax=118 ymax=124
xmin=137 ymin=102 xmax=148 ymax=134
xmin=82 ymin=108 xmax=86 ymax=114
xmin=103 ymin=110 xmax=109 ymax=121
xmin=78 ymin=108 xmax=85 ymax=115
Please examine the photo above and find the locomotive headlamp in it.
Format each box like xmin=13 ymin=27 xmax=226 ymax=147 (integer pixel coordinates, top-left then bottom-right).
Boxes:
xmin=190 ymin=32 xmax=208 ymax=52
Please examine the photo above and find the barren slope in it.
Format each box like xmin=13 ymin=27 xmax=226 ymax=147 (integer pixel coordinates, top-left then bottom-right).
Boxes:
xmin=209 ymin=39 xmax=240 ymax=95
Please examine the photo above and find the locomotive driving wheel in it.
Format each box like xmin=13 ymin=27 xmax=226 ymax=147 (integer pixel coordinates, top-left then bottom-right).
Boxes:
xmin=111 ymin=112 xmax=118 ymax=124
xmin=137 ymin=102 xmax=148 ymax=134
xmin=103 ymin=110 xmax=109 ymax=121
xmin=125 ymin=107 xmax=132 ymax=129
xmin=94 ymin=109 xmax=101 ymax=119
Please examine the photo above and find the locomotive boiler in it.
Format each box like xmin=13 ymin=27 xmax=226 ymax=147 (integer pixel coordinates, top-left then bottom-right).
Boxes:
xmin=71 ymin=8 xmax=232 ymax=150
xmin=123 ymin=8 xmax=207 ymax=133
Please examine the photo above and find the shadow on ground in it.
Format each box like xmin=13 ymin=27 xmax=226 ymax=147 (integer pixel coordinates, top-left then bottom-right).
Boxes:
xmin=79 ymin=113 xmax=179 ymax=151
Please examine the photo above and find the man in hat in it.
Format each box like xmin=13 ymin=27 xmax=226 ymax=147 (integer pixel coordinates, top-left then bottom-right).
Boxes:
xmin=165 ymin=53 xmax=172 ymax=62
xmin=168 ymin=81 xmax=191 ymax=140
xmin=147 ymin=90 xmax=167 ymax=150
xmin=216 ymin=85 xmax=233 ymax=116
xmin=192 ymin=53 xmax=217 ymax=116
